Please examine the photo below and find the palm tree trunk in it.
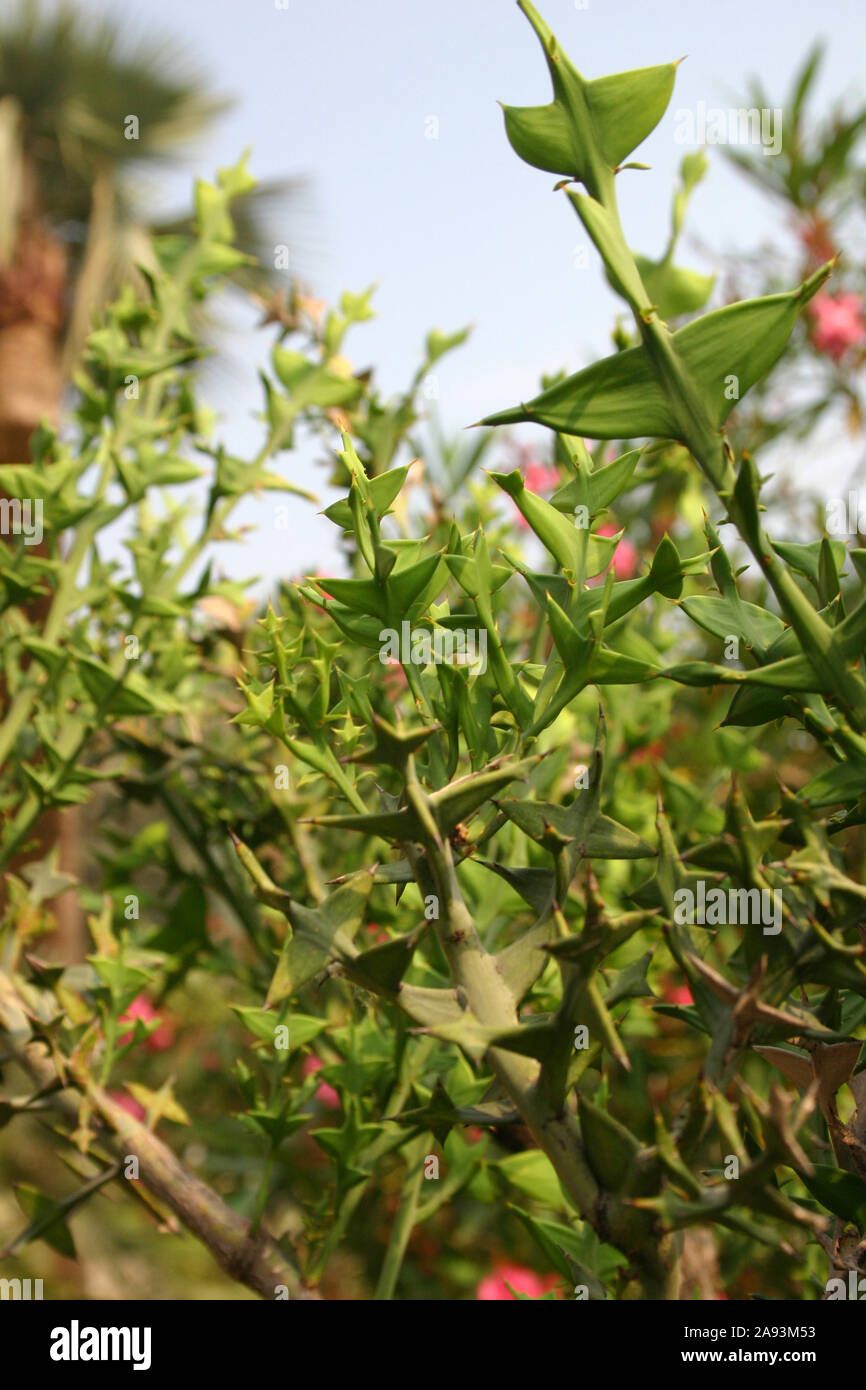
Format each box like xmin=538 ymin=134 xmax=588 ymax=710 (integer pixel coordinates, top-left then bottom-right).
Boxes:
xmin=0 ymin=215 xmax=84 ymax=954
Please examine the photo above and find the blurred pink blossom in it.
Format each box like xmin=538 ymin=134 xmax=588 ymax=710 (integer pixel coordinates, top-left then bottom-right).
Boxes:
xmin=664 ymin=984 xmax=694 ymax=1006
xmin=476 ymin=1263 xmax=557 ymax=1300
xmin=118 ymin=994 xmax=174 ymax=1053
xmin=523 ymin=463 xmax=559 ymax=494
xmin=595 ymin=522 xmax=638 ymax=580
xmin=109 ymin=1090 xmax=146 ymax=1123
xmin=302 ymin=1055 xmax=341 ymax=1110
xmin=809 ymin=292 xmax=866 ymax=362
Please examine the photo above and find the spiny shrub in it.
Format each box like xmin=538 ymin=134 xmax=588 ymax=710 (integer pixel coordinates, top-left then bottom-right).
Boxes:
xmin=2 ymin=2 xmax=866 ymax=1302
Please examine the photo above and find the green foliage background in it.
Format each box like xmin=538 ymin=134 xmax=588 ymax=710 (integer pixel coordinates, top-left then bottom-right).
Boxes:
xmin=2 ymin=3 xmax=866 ymax=1300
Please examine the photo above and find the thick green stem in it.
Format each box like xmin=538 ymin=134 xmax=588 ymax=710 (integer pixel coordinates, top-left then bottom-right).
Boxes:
xmin=414 ymin=789 xmax=600 ymax=1217
xmin=585 ymin=136 xmax=866 ymax=737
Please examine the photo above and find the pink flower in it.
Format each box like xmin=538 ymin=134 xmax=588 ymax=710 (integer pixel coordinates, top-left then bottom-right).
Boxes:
xmin=523 ymin=463 xmax=559 ymax=494
xmin=665 ymin=984 xmax=693 ymax=1007
xmin=595 ymin=522 xmax=638 ymax=581
xmin=809 ymin=292 xmax=866 ymax=362
xmin=118 ymin=994 xmax=174 ymax=1053
xmin=108 ymin=1090 xmax=146 ymax=1123
xmin=476 ymin=1263 xmax=557 ymax=1300
xmin=302 ymin=1055 xmax=340 ymax=1110
xmin=365 ymin=921 xmax=389 ymax=945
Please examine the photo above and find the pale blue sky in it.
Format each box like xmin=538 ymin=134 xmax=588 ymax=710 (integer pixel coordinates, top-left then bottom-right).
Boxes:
xmin=73 ymin=0 xmax=866 ymax=588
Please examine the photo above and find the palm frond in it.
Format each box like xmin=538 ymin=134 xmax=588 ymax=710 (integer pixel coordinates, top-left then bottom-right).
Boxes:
xmin=0 ymin=0 xmax=230 ymax=224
